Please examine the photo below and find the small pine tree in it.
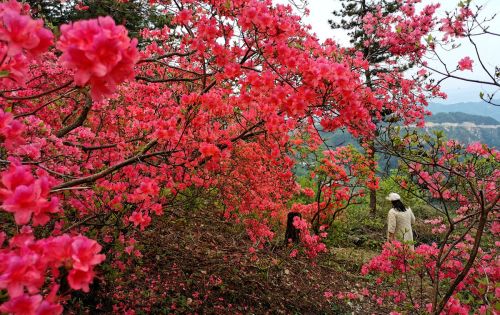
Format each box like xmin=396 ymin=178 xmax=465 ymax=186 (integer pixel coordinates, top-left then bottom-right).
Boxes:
xmin=329 ymin=0 xmax=415 ymax=215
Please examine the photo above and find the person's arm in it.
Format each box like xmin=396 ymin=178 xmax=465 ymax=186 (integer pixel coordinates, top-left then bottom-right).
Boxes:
xmin=387 ymin=210 xmax=396 ymax=241
xmin=410 ymin=208 xmax=415 ymax=225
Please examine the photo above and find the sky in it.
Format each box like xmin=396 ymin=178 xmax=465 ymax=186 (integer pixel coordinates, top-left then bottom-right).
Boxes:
xmin=273 ymin=0 xmax=500 ymax=105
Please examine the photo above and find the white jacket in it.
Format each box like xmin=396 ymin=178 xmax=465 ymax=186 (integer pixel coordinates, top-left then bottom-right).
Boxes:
xmin=387 ymin=207 xmax=415 ymax=243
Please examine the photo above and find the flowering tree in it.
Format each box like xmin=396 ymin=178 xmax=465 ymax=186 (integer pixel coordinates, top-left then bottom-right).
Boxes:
xmin=363 ymin=128 xmax=499 ymax=314
xmin=329 ymin=0 xmax=443 ymax=215
xmin=0 ymin=0 xmax=391 ymax=311
xmin=0 ymin=0 xmax=496 ymax=313
xmin=292 ymin=145 xmax=377 ymax=233
xmin=413 ymin=0 xmax=499 ymax=105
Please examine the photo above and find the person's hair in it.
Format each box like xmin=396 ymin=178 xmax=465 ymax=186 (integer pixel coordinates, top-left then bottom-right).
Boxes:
xmin=391 ymin=199 xmax=407 ymax=212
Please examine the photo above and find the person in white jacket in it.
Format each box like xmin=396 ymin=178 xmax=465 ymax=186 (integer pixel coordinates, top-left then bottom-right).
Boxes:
xmin=386 ymin=192 xmax=415 ymax=250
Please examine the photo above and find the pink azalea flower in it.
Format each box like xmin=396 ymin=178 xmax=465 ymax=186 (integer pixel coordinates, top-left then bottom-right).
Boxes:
xmin=1 ymin=177 xmax=59 ymax=226
xmin=0 ymin=254 xmax=44 ymax=298
xmin=0 ymin=109 xmax=25 ymax=149
xmin=128 ymin=211 xmax=152 ymax=230
xmin=457 ymin=56 xmax=473 ymax=71
xmin=0 ymin=294 xmax=42 ymax=315
xmin=0 ymin=161 xmax=33 ymax=197
xmin=199 ymin=142 xmax=221 ymax=159
xmin=43 ymin=234 xmax=72 ymax=262
xmin=70 ymin=236 xmax=106 ymax=272
xmin=0 ymin=3 xmax=53 ymax=57
xmin=67 ymin=269 xmax=94 ymax=292
xmin=174 ymin=9 xmax=193 ymax=25
xmin=57 ymin=16 xmax=139 ymax=100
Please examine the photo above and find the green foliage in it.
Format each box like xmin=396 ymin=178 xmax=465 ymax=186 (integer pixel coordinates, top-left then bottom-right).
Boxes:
xmin=377 ymin=171 xmax=426 ymax=211
xmin=27 ymin=0 xmax=169 ymax=39
xmin=326 ymin=203 xmax=385 ymax=250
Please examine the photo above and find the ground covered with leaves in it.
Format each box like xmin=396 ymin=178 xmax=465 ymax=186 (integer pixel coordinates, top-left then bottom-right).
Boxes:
xmin=66 ymin=200 xmax=426 ymax=314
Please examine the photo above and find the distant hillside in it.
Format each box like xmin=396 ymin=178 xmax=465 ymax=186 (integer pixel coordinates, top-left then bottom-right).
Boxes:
xmin=422 ymin=112 xmax=500 ymax=148
xmin=317 ymin=112 xmax=499 ymax=150
xmin=428 ymin=101 xmax=500 ymax=121
xmin=295 ymin=112 xmax=498 ymax=176
xmin=426 ymin=112 xmax=499 ymax=125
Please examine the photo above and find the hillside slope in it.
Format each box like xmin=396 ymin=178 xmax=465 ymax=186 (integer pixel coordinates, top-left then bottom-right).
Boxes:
xmin=428 ymin=101 xmax=500 ymax=121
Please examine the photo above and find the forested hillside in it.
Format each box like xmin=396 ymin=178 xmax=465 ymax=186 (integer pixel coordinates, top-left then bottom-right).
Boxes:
xmin=429 ymin=101 xmax=500 ymax=121
xmin=316 ymin=111 xmax=500 ymax=151
xmin=424 ymin=112 xmax=500 ymax=147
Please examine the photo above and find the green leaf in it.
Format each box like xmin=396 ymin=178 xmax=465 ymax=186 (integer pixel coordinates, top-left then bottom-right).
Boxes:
xmin=0 ymin=70 xmax=9 ymax=78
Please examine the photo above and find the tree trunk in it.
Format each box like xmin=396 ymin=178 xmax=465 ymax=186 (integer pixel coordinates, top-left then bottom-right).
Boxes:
xmin=368 ymin=139 xmax=377 ymax=215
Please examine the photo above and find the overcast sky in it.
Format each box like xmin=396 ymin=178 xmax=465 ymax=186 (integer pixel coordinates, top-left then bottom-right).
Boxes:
xmin=274 ymin=0 xmax=500 ymax=105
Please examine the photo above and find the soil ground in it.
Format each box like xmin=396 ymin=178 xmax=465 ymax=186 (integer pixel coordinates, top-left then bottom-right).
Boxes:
xmin=77 ymin=205 xmax=398 ymax=314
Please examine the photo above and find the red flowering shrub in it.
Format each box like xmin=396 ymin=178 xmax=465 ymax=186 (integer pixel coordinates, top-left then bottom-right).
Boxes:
xmin=0 ymin=0 xmax=496 ymax=313
xmin=368 ymin=131 xmax=499 ymax=314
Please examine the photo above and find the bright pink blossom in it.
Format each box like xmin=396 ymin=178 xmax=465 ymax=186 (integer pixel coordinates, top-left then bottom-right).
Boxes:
xmin=0 ymin=162 xmax=59 ymax=226
xmin=0 ymin=254 xmax=44 ymax=297
xmin=128 ymin=211 xmax=152 ymax=230
xmin=70 ymin=236 xmax=106 ymax=272
xmin=457 ymin=56 xmax=473 ymax=71
xmin=174 ymin=9 xmax=193 ymax=25
xmin=0 ymin=294 xmax=42 ymax=315
xmin=0 ymin=1 xmax=53 ymax=56
xmin=67 ymin=269 xmax=95 ymax=292
xmin=0 ymin=109 xmax=24 ymax=149
xmin=199 ymin=142 xmax=221 ymax=159
xmin=57 ymin=16 xmax=139 ymax=100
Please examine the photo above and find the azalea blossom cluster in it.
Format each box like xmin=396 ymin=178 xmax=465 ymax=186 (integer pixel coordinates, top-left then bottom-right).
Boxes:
xmin=0 ymin=108 xmax=23 ymax=150
xmin=362 ymin=0 xmax=440 ymax=59
xmin=291 ymin=216 xmax=327 ymax=258
xmin=0 ymin=0 xmax=53 ymax=89
xmin=57 ymin=16 xmax=139 ymax=100
xmin=439 ymin=4 xmax=474 ymax=41
xmin=0 ymin=230 xmax=105 ymax=314
xmin=0 ymin=160 xmax=59 ymax=226
xmin=362 ymin=241 xmax=498 ymax=314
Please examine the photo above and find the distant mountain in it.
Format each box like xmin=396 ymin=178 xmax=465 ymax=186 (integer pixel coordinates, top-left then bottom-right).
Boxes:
xmin=426 ymin=112 xmax=499 ymax=125
xmin=317 ymin=111 xmax=499 ymax=150
xmin=428 ymin=101 xmax=500 ymax=121
xmin=294 ymin=111 xmax=499 ymax=176
xmin=422 ymin=112 xmax=500 ymax=148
